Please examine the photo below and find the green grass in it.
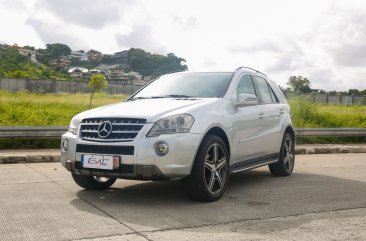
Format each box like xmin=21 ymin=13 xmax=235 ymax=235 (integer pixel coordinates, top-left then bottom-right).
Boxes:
xmin=289 ymin=96 xmax=366 ymax=128
xmin=288 ymin=97 xmax=366 ymax=144
xmin=0 ymin=91 xmax=127 ymax=126
xmin=0 ymin=92 xmax=365 ymax=148
xmin=0 ymin=91 xmax=127 ymax=149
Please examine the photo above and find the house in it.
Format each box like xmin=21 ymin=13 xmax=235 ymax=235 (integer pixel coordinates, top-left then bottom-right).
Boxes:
xmin=17 ymin=48 xmax=37 ymax=62
xmin=69 ymin=51 xmax=88 ymax=61
xmin=68 ymin=67 xmax=90 ymax=79
xmin=88 ymin=52 xmax=103 ymax=62
xmin=48 ymin=57 xmax=71 ymax=69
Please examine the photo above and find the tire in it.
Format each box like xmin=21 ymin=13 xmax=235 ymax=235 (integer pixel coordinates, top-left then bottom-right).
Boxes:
xmin=183 ymin=135 xmax=230 ymax=202
xmin=71 ymin=173 xmax=117 ymax=190
xmin=269 ymin=132 xmax=295 ymax=176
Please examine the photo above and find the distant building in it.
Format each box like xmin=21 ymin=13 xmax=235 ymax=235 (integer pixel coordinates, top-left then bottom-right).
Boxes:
xmin=68 ymin=67 xmax=90 ymax=79
xmin=48 ymin=57 xmax=71 ymax=69
xmin=17 ymin=48 xmax=37 ymax=62
xmin=69 ymin=51 xmax=88 ymax=61
xmin=88 ymin=52 xmax=103 ymax=62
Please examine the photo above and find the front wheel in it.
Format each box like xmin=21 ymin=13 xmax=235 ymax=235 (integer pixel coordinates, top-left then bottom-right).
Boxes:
xmin=269 ymin=132 xmax=295 ymax=176
xmin=183 ymin=135 xmax=229 ymax=202
xmin=72 ymin=173 xmax=117 ymax=190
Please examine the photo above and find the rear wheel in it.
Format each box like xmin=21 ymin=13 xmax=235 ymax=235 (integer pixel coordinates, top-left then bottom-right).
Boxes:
xmin=184 ymin=135 xmax=229 ymax=202
xmin=269 ymin=132 xmax=295 ymax=176
xmin=72 ymin=173 xmax=117 ymax=190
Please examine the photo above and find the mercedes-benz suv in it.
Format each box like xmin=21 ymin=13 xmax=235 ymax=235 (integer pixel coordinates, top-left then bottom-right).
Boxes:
xmin=61 ymin=66 xmax=295 ymax=201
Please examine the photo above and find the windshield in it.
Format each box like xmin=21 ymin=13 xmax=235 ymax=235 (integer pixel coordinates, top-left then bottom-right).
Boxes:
xmin=131 ymin=72 xmax=233 ymax=99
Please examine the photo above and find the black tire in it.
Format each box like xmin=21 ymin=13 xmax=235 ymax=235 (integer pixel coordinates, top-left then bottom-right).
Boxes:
xmin=269 ymin=132 xmax=295 ymax=176
xmin=71 ymin=173 xmax=117 ymax=190
xmin=183 ymin=135 xmax=230 ymax=202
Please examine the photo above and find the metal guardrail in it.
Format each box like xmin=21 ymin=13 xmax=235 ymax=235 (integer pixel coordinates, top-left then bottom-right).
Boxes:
xmin=0 ymin=126 xmax=67 ymax=138
xmin=0 ymin=126 xmax=366 ymax=138
xmin=295 ymin=128 xmax=366 ymax=137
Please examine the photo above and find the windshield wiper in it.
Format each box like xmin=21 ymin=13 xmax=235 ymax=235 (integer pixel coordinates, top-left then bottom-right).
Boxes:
xmin=128 ymin=96 xmax=165 ymax=101
xmin=160 ymin=95 xmax=197 ymax=98
xmin=129 ymin=95 xmax=196 ymax=101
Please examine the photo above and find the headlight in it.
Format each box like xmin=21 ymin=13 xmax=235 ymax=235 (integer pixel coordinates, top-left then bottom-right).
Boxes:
xmin=147 ymin=114 xmax=195 ymax=137
xmin=68 ymin=115 xmax=81 ymax=135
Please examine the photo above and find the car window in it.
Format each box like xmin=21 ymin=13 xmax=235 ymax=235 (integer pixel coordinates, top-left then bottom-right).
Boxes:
xmin=132 ymin=72 xmax=233 ymax=99
xmin=268 ymin=85 xmax=279 ymax=103
xmin=235 ymin=74 xmax=256 ymax=98
xmin=253 ymin=76 xmax=272 ymax=104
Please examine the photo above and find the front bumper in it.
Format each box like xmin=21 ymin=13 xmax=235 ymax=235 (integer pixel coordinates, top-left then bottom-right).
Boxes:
xmin=60 ymin=130 xmax=203 ymax=180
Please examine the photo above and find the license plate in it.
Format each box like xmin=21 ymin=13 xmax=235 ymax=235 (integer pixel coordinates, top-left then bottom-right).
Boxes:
xmin=82 ymin=154 xmax=115 ymax=170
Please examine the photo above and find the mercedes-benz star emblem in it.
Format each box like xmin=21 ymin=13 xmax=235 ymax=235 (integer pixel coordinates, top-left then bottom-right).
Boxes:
xmin=97 ymin=121 xmax=113 ymax=138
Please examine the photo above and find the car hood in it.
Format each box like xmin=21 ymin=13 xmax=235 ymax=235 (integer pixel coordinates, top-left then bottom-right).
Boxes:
xmin=77 ymin=98 xmax=219 ymax=122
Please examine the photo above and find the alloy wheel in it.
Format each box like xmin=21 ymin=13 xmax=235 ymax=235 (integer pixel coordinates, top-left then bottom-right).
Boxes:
xmin=283 ymin=135 xmax=294 ymax=172
xmin=204 ymin=143 xmax=227 ymax=194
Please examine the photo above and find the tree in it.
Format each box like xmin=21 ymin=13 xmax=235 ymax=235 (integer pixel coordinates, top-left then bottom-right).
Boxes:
xmin=127 ymin=48 xmax=188 ymax=77
xmin=348 ymin=89 xmax=360 ymax=96
xmin=287 ymin=75 xmax=312 ymax=93
xmin=45 ymin=43 xmax=71 ymax=58
xmin=88 ymin=74 xmax=108 ymax=109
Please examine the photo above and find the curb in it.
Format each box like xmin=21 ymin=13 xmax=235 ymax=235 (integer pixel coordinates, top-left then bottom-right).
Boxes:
xmin=0 ymin=145 xmax=366 ymax=164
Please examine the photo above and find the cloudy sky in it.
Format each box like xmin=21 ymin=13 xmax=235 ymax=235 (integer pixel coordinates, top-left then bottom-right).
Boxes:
xmin=1 ymin=0 xmax=366 ymax=91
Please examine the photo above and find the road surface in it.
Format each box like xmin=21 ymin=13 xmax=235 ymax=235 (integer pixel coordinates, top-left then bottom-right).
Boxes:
xmin=0 ymin=153 xmax=365 ymax=240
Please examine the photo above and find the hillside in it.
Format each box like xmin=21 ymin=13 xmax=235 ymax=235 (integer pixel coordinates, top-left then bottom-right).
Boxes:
xmin=0 ymin=46 xmax=71 ymax=80
xmin=0 ymin=44 xmax=188 ymax=81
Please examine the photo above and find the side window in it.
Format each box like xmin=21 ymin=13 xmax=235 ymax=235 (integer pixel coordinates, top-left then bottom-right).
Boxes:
xmin=235 ymin=74 xmax=256 ymax=98
xmin=268 ymin=86 xmax=279 ymax=103
xmin=253 ymin=76 xmax=272 ymax=104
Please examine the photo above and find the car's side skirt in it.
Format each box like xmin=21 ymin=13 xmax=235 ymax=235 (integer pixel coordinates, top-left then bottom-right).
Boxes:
xmin=230 ymin=153 xmax=279 ymax=174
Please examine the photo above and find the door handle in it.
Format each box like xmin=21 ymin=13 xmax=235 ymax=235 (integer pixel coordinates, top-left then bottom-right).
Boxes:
xmin=259 ymin=113 xmax=265 ymax=119
xmin=280 ymin=109 xmax=284 ymax=115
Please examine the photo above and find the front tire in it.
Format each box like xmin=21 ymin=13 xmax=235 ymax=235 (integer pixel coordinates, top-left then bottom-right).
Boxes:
xmin=72 ymin=173 xmax=117 ymax=190
xmin=269 ymin=132 xmax=295 ymax=176
xmin=184 ymin=135 xmax=229 ymax=202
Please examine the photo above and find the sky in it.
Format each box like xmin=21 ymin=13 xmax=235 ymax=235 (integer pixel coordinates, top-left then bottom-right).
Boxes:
xmin=1 ymin=0 xmax=366 ymax=91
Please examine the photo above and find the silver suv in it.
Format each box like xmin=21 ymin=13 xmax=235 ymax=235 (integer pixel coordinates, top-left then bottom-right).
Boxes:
xmin=61 ymin=67 xmax=295 ymax=201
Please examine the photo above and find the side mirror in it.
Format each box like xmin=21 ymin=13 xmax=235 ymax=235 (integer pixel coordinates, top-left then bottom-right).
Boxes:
xmin=237 ymin=93 xmax=258 ymax=106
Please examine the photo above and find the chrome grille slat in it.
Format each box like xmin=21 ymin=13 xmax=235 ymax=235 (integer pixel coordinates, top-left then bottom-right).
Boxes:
xmin=80 ymin=118 xmax=146 ymax=142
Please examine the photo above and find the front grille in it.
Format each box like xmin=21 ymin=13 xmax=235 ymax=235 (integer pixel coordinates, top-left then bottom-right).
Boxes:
xmin=80 ymin=118 xmax=146 ymax=142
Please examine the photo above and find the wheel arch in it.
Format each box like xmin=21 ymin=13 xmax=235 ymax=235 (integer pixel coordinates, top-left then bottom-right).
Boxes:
xmin=284 ymin=125 xmax=296 ymax=143
xmin=205 ymin=126 xmax=231 ymax=161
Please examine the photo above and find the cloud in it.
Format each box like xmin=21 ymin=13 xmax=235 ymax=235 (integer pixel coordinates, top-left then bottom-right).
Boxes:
xmin=26 ymin=18 xmax=86 ymax=50
xmin=308 ymin=4 xmax=366 ymax=67
xmin=172 ymin=16 xmax=199 ymax=31
xmin=35 ymin=0 xmax=135 ymax=29
xmin=115 ymin=24 xmax=166 ymax=53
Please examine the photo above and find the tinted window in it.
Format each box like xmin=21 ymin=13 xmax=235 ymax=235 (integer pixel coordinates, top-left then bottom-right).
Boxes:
xmin=133 ymin=72 xmax=233 ymax=98
xmin=236 ymin=75 xmax=256 ymax=97
xmin=253 ymin=76 xmax=272 ymax=103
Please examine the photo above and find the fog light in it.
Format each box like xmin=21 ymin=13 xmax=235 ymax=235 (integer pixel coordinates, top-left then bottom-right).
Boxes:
xmin=156 ymin=142 xmax=169 ymax=156
xmin=62 ymin=138 xmax=69 ymax=151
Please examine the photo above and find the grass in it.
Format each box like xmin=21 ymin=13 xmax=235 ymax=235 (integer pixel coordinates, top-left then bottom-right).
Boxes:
xmin=0 ymin=92 xmax=365 ymax=148
xmin=288 ymin=96 xmax=366 ymax=144
xmin=0 ymin=91 xmax=127 ymax=126
xmin=0 ymin=91 xmax=127 ymax=149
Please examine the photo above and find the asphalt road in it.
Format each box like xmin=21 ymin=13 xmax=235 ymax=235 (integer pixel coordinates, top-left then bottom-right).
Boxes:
xmin=0 ymin=153 xmax=365 ymax=241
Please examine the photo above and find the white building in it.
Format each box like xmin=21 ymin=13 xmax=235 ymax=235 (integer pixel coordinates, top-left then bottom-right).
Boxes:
xmin=69 ymin=51 xmax=88 ymax=61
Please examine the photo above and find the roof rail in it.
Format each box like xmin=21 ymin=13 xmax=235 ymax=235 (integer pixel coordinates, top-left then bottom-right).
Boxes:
xmin=235 ymin=66 xmax=267 ymax=77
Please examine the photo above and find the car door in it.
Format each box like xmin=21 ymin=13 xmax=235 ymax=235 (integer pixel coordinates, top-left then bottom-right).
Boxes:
xmin=231 ymin=74 xmax=268 ymax=166
xmin=252 ymin=75 xmax=283 ymax=156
